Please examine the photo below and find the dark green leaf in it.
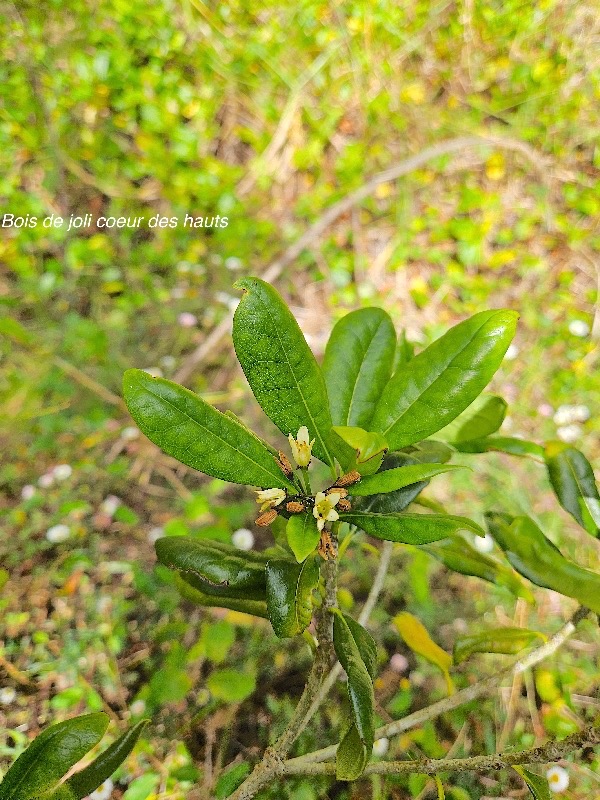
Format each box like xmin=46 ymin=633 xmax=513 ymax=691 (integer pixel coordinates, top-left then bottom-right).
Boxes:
xmin=0 ymin=713 xmax=109 ymax=800
xmin=370 ymin=310 xmax=518 ymax=449
xmin=454 ymin=436 xmax=544 ymax=458
xmin=339 ymin=511 xmax=484 ymax=544
xmin=67 ymin=721 xmax=148 ymax=800
xmin=487 ymin=513 xmax=600 ymax=614
xmin=286 ymin=513 xmax=321 ymax=563
xmin=265 ymin=558 xmax=319 ymax=637
xmin=513 ymin=767 xmax=551 ymax=800
xmin=350 ymin=464 xmax=465 ymax=496
xmin=336 ymin=723 xmax=370 ymax=781
xmin=339 ymin=614 xmax=377 ymax=680
xmin=358 ymin=454 xmax=432 ymax=514
xmin=323 ymin=308 xmax=396 ymax=429
xmin=123 ymin=369 xmax=295 ymax=490
xmin=332 ymin=610 xmax=374 ymax=778
xmin=545 ymin=443 xmax=600 ymax=537
xmin=155 ymin=537 xmax=267 ymax=600
xmin=453 ymin=628 xmax=546 ymax=664
xmin=215 ymin=762 xmax=251 ymax=799
xmin=424 ymin=537 xmax=534 ymax=602
xmin=435 ymin=395 xmax=507 ymax=443
xmin=232 ymin=278 xmax=335 ymax=468
xmin=175 ymin=575 xmax=269 ymax=618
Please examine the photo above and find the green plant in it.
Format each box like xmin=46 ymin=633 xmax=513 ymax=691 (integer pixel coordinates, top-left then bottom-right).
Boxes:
xmin=119 ymin=277 xmax=600 ymax=798
xmin=0 ymin=713 xmax=147 ymax=800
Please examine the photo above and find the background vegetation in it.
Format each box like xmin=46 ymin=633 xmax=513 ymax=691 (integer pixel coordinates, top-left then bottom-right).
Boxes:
xmin=1 ymin=1 xmax=599 ymax=798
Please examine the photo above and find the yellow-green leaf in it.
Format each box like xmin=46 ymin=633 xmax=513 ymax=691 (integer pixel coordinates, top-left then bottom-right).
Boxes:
xmin=393 ymin=612 xmax=454 ymax=694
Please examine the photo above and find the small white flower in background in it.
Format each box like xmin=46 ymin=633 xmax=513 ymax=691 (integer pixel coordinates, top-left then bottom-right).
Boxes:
xmin=504 ymin=343 xmax=519 ymax=361
xmin=288 ymin=426 xmax=315 ymax=468
xmin=100 ymin=495 xmax=121 ymax=516
xmin=313 ymin=491 xmax=341 ymax=531
xmin=52 ymin=464 xmax=73 ymax=481
xmin=122 ymin=426 xmax=140 ymax=441
xmin=372 ymin=737 xmax=389 ymax=757
xmin=0 ymin=687 xmax=17 ymax=705
xmin=546 ymin=765 xmax=569 ymax=793
xmin=178 ymin=311 xmax=198 ymax=328
xmin=21 ymin=485 xmax=36 ymax=501
xmin=147 ymin=527 xmax=164 ymax=545
xmin=568 ymin=319 xmax=590 ymax=338
xmin=473 ymin=532 xmax=495 ymax=554
xmin=143 ymin=367 xmax=163 ymax=378
xmin=390 ymin=653 xmax=409 ymax=673
xmin=573 ymin=404 xmax=590 ymax=422
xmin=38 ymin=473 xmax=54 ymax=488
xmin=225 ymin=256 xmax=243 ymax=271
xmin=232 ymin=528 xmax=255 ymax=551
xmin=130 ymin=699 xmax=146 ymax=716
xmin=88 ymin=778 xmax=114 ymax=800
xmin=160 ymin=355 xmax=176 ymax=371
xmin=537 ymin=403 xmax=553 ymax=418
xmin=553 ymin=404 xmax=590 ymax=426
xmin=46 ymin=524 xmax=71 ymax=544
xmin=255 ymin=488 xmax=286 ymax=511
xmin=557 ymin=424 xmax=582 ymax=443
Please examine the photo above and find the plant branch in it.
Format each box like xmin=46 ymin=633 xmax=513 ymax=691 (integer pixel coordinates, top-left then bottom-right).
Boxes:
xmin=282 ymin=724 xmax=600 ymax=777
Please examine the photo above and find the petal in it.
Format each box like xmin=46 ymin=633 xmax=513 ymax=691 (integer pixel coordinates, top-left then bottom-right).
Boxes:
xmin=317 ymin=518 xmax=325 ymax=531
xmin=326 ymin=509 xmax=339 ymax=522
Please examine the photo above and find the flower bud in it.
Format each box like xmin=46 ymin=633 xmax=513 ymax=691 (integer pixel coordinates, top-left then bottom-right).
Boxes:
xmin=288 ymin=426 xmax=315 ymax=468
xmin=337 ymin=498 xmax=351 ymax=512
xmin=334 ymin=470 xmax=361 ymax=487
xmin=286 ymin=501 xmax=305 ymax=514
xmin=276 ymin=451 xmax=294 ymax=477
xmin=255 ymin=509 xmax=278 ymax=527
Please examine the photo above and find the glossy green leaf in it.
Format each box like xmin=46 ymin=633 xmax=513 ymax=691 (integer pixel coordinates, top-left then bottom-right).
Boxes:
xmin=545 ymin=443 xmax=600 ymax=537
xmin=424 ymin=537 xmax=534 ymax=602
xmin=339 ymin=511 xmax=484 ymax=544
xmin=357 ymin=454 xmax=432 ymax=515
xmin=336 ymin=723 xmax=370 ymax=781
xmin=174 ymin=575 xmax=268 ymax=618
xmin=454 ymin=436 xmax=544 ymax=458
xmin=435 ymin=395 xmax=507 ymax=443
xmin=394 ymin=329 xmax=415 ymax=369
xmin=331 ymin=426 xmax=388 ymax=475
xmin=405 ymin=440 xmax=455 ymax=464
xmin=487 ymin=513 xmax=600 ymax=614
xmin=67 ymin=721 xmax=148 ymax=800
xmin=393 ymin=612 xmax=454 ymax=693
xmin=513 ymin=767 xmax=551 ymax=800
xmin=123 ymin=369 xmax=295 ymax=490
xmin=155 ymin=537 xmax=268 ymax=600
xmin=340 ymin=613 xmax=378 ymax=680
xmin=350 ymin=463 xmax=466 ymax=496
xmin=286 ymin=513 xmax=321 ymax=563
xmin=332 ymin=610 xmax=374 ymax=778
xmin=0 ymin=713 xmax=109 ymax=800
xmin=370 ymin=310 xmax=518 ymax=449
xmin=265 ymin=558 xmax=319 ymax=637
xmin=453 ymin=628 xmax=546 ymax=664
xmin=323 ymin=308 xmax=396 ymax=429
xmin=232 ymin=278 xmax=335 ymax=468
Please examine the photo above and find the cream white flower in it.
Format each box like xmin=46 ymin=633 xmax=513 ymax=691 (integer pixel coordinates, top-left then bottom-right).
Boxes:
xmin=288 ymin=426 xmax=315 ymax=468
xmin=568 ymin=319 xmax=590 ymax=337
xmin=178 ymin=311 xmax=198 ymax=328
xmin=546 ymin=765 xmax=569 ymax=793
xmin=53 ymin=464 xmax=73 ymax=481
xmin=21 ymin=484 xmax=36 ymax=501
xmin=473 ymin=532 xmax=495 ymax=553
xmin=147 ymin=526 xmax=164 ymax=544
xmin=38 ymin=473 xmax=55 ymax=488
xmin=46 ymin=524 xmax=71 ymax=543
xmin=557 ymin=424 xmax=582 ymax=443
xmin=0 ymin=687 xmax=16 ymax=704
xmin=89 ymin=778 xmax=114 ymax=800
xmin=372 ymin=737 xmax=389 ymax=757
xmin=232 ymin=528 xmax=255 ymax=551
xmin=504 ymin=343 xmax=519 ymax=361
xmin=313 ymin=491 xmax=341 ymax=531
xmin=101 ymin=495 xmax=121 ymax=516
xmin=255 ymin=488 xmax=286 ymax=512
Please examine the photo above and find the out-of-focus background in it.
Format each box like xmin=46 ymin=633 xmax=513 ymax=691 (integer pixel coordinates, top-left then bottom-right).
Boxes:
xmin=1 ymin=2 xmax=599 ymax=798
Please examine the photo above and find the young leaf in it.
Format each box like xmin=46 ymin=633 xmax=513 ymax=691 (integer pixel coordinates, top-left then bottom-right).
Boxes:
xmin=232 ymin=278 xmax=335 ymax=468
xmin=393 ymin=612 xmax=454 ymax=694
xmin=339 ymin=511 xmax=484 ymax=544
xmin=331 ymin=426 xmax=388 ymax=475
xmin=123 ymin=369 xmax=295 ymax=491
xmin=0 ymin=713 xmax=109 ymax=800
xmin=323 ymin=308 xmax=396 ymax=429
xmin=332 ymin=611 xmax=375 ymax=778
xmin=454 ymin=436 xmax=544 ymax=458
xmin=370 ymin=310 xmax=518 ymax=449
xmin=175 ymin=575 xmax=269 ymax=618
xmin=265 ymin=558 xmax=319 ymax=637
xmin=487 ymin=513 xmax=600 ymax=614
xmin=423 ymin=537 xmax=534 ymax=602
xmin=155 ymin=537 xmax=268 ymax=600
xmin=350 ymin=463 xmax=466 ymax=496
xmin=66 ymin=720 xmax=149 ymax=800
xmin=286 ymin=513 xmax=320 ymax=563
xmin=513 ymin=767 xmax=551 ymax=800
xmin=336 ymin=723 xmax=370 ymax=781
xmin=434 ymin=395 xmax=507 ymax=443
xmin=545 ymin=443 xmax=600 ymax=537
xmin=453 ymin=628 xmax=546 ymax=664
